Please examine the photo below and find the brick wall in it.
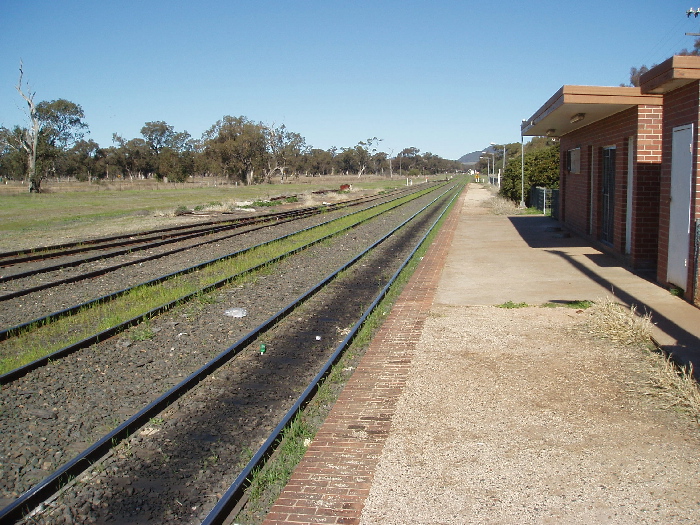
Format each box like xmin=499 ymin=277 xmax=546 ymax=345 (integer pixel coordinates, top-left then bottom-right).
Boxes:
xmin=658 ymin=81 xmax=700 ymax=301
xmin=559 ymin=105 xmax=662 ymax=270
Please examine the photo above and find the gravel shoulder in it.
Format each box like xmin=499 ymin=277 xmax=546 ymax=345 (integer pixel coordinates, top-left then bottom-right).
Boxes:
xmin=360 ymin=305 xmax=700 ymax=524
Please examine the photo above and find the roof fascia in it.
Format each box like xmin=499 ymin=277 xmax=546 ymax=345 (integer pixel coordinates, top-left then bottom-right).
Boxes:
xmin=522 ymin=85 xmax=661 ymax=137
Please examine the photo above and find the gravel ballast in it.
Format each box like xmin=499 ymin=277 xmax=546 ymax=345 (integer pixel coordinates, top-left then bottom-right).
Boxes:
xmin=0 ymin=183 xmax=460 ymax=523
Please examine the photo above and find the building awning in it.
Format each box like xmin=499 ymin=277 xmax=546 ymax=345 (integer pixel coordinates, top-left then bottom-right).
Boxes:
xmin=640 ymin=55 xmax=700 ymax=94
xmin=521 ymin=85 xmax=662 ymax=137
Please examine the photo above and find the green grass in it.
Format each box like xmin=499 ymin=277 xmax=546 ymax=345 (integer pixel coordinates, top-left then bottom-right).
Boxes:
xmin=669 ymin=286 xmax=683 ymax=297
xmin=0 ymin=179 xmax=407 ymax=251
xmin=541 ymin=300 xmax=594 ymax=309
xmin=246 ymin=415 xmax=313 ymax=503
xmin=563 ymin=299 xmax=594 ymax=309
xmin=130 ymin=321 xmax=156 ymax=341
xmin=497 ymin=301 xmax=529 ymax=309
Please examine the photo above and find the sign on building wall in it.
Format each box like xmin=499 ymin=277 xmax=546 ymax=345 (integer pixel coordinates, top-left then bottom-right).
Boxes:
xmin=566 ymin=147 xmax=581 ymax=174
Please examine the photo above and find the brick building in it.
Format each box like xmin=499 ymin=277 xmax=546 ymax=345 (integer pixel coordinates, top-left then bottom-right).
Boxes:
xmin=639 ymin=56 xmax=700 ymax=303
xmin=522 ymin=55 xmax=700 ymax=304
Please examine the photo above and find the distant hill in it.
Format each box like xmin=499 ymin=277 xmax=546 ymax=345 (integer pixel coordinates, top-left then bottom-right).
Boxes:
xmin=458 ymin=151 xmax=482 ymax=165
xmin=458 ymin=146 xmax=496 ymax=166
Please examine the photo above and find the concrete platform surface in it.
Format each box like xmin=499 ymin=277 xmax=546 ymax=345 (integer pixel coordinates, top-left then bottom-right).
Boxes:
xmin=436 ymin=185 xmax=700 ymax=365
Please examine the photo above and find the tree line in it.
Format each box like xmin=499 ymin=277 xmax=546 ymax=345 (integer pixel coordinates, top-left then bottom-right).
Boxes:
xmin=0 ymin=69 xmax=462 ymax=192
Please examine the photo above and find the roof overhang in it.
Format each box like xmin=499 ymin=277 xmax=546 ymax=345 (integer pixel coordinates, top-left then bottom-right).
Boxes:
xmin=640 ymin=55 xmax=700 ymax=94
xmin=521 ymin=85 xmax=662 ymax=137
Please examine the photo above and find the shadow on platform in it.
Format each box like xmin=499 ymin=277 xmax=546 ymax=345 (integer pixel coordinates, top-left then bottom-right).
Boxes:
xmin=507 ymin=215 xmax=700 ymax=375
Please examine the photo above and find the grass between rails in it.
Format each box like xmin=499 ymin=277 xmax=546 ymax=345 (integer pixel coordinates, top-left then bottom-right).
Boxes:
xmin=0 ymin=187 xmax=437 ymax=376
xmin=232 ymin=187 xmax=458 ymax=524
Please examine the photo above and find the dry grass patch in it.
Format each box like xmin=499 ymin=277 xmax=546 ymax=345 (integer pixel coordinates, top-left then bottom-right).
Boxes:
xmin=587 ymin=298 xmax=700 ymax=424
xmin=587 ymin=298 xmax=653 ymax=346
xmin=481 ymin=194 xmax=520 ymax=215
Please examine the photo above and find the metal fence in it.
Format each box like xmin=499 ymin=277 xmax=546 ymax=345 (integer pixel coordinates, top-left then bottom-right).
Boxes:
xmin=530 ymin=187 xmax=559 ymax=219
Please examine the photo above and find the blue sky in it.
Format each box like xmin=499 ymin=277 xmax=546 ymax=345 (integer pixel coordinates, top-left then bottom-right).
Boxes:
xmin=0 ymin=1 xmax=697 ymax=160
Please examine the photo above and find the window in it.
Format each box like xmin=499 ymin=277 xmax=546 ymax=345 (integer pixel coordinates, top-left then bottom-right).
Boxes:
xmin=566 ymin=147 xmax=581 ymax=174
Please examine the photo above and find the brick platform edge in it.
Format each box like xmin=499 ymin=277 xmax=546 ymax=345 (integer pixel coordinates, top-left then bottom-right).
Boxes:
xmin=262 ymin=186 xmax=468 ymax=525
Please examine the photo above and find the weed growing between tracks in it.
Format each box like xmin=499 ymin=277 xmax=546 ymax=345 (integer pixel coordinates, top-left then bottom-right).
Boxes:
xmin=232 ymin=190 xmax=456 ymax=524
xmin=0 ymin=189 xmax=438 ymax=376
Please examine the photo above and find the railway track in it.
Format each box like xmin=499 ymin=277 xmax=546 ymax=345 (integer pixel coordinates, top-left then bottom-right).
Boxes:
xmin=0 ymin=189 xmax=411 ymax=270
xmin=0 ymin=186 xmax=423 ymax=304
xmin=0 ymin=183 xmax=447 ymax=383
xmin=0 ymin=178 xmax=465 ymax=523
xmin=0 ymin=185 xmax=439 ymax=337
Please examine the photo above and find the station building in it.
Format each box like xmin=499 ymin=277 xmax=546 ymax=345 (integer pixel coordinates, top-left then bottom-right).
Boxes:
xmin=522 ymin=55 xmax=700 ymax=305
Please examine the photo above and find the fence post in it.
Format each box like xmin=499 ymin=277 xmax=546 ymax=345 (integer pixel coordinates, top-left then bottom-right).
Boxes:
xmin=543 ymin=189 xmax=547 ymax=216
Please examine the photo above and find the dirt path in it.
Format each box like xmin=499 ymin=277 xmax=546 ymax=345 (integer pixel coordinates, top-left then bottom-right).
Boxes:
xmin=360 ymin=305 xmax=700 ymax=524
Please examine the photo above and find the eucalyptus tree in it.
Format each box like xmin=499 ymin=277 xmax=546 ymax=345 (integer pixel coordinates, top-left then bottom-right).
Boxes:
xmin=201 ymin=115 xmax=268 ymax=184
xmin=63 ymin=139 xmax=104 ymax=181
xmin=32 ymin=98 xmax=89 ymax=183
xmin=112 ymin=134 xmax=154 ymax=179
xmin=0 ymin=128 xmax=26 ymax=180
xmin=421 ymin=152 xmax=440 ymax=174
xmin=139 ymin=121 xmax=194 ymax=181
xmin=354 ymin=137 xmax=380 ymax=177
xmin=305 ymin=148 xmax=335 ymax=176
xmin=0 ymin=63 xmax=41 ymax=191
xmin=263 ymin=124 xmax=307 ymax=182
xmin=334 ymin=138 xmax=381 ymax=176
xmin=372 ymin=150 xmax=389 ymax=175
xmin=335 ymin=147 xmax=358 ymax=175
xmin=396 ymin=147 xmax=420 ymax=175
xmin=140 ymin=121 xmax=176 ymax=156
xmin=0 ymin=63 xmax=93 ymax=190
xmin=36 ymin=99 xmax=88 ymax=150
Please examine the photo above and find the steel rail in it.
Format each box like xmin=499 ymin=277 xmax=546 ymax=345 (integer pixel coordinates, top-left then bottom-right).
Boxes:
xmin=0 ymin=183 xmax=448 ymax=383
xmin=0 ymin=217 xmax=283 ymax=282
xmin=0 ymin=200 xmax=363 ymax=283
xmin=0 ymin=182 xmax=436 ymax=298
xmin=0 ymin=207 xmax=327 ymax=302
xmin=0 ymin=207 xmax=326 ymax=268
xmin=0 ymin=183 xmax=440 ymax=342
xmin=0 ymin=184 xmax=426 ymax=264
xmin=0 ymin=188 xmax=404 ymax=262
xmin=0 ymin=180 xmax=463 ymax=524
xmin=0 ymin=184 xmax=425 ymax=286
xmin=202 ymin=180 xmax=465 ymax=525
